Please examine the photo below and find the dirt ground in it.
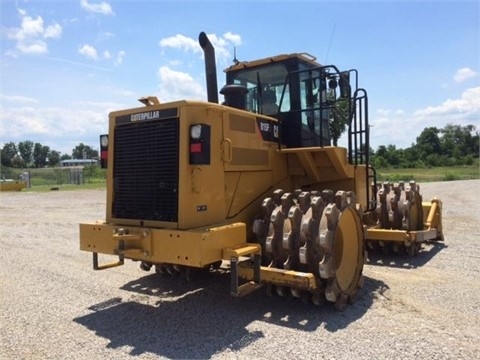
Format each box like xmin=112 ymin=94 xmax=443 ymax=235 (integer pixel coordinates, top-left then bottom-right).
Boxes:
xmin=1 ymin=180 xmax=479 ymax=359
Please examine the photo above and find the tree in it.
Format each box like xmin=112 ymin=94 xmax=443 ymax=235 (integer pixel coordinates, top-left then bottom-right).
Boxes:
xmin=416 ymin=127 xmax=441 ymax=157
xmin=72 ymin=143 xmax=98 ymax=159
xmin=376 ymin=145 xmax=388 ymax=159
xmin=1 ymin=142 xmax=18 ymax=167
xmin=329 ymin=98 xmax=350 ymax=146
xmin=17 ymin=140 xmax=34 ymax=166
xmin=386 ymin=144 xmax=401 ymax=167
xmin=49 ymin=150 xmax=61 ymax=167
xmin=33 ymin=143 xmax=50 ymax=168
xmin=372 ymin=154 xmax=389 ymax=169
xmin=11 ymin=155 xmax=25 ymax=168
xmin=440 ymin=124 xmax=479 ymax=158
xmin=373 ymin=145 xmax=402 ymax=167
xmin=403 ymin=145 xmax=421 ymax=167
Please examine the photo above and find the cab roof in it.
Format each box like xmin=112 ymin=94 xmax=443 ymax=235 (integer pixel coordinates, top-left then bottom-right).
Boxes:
xmin=224 ymin=53 xmax=322 ymax=73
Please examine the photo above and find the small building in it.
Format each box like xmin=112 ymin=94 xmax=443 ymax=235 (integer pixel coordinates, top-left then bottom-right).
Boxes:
xmin=60 ymin=159 xmax=98 ymax=167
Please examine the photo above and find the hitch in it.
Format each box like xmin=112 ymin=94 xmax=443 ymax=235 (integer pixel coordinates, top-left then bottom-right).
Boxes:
xmin=92 ymin=252 xmax=124 ymax=270
xmin=224 ymin=244 xmax=262 ymax=297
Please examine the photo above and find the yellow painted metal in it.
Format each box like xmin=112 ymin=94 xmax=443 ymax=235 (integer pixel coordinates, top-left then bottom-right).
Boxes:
xmin=281 ymin=146 xmax=354 ymax=182
xmin=367 ymin=228 xmax=411 ymax=242
xmin=105 ymin=101 xmax=228 ymax=230
xmin=237 ymin=263 xmax=317 ymax=291
xmin=0 ymin=180 xmax=26 ymax=191
xmin=80 ymin=90 xmax=443 ymax=303
xmin=102 ymin=101 xmax=290 ymax=231
xmin=223 ymin=243 xmax=261 ymax=259
xmin=235 ymin=282 xmax=263 ymax=297
xmin=333 ymin=206 xmax=364 ymax=293
xmin=366 ymin=228 xmax=439 ymax=243
xmin=95 ymin=100 xmax=371 ymax=236
xmin=423 ymin=198 xmax=443 ymax=240
xmin=366 ymin=197 xmax=443 ymax=244
xmin=80 ymin=221 xmax=246 ymax=268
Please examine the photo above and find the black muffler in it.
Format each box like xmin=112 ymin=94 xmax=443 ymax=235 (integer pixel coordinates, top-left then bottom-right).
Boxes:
xmin=198 ymin=32 xmax=219 ymax=104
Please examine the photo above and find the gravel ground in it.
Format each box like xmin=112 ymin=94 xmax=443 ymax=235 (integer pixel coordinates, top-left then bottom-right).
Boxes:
xmin=1 ymin=180 xmax=479 ymax=360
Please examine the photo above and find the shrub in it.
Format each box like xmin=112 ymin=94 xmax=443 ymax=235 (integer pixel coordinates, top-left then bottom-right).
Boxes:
xmin=443 ymin=172 xmax=459 ymax=181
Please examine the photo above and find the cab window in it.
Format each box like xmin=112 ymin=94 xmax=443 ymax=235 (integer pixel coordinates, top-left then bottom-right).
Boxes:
xmin=230 ymin=64 xmax=290 ymax=114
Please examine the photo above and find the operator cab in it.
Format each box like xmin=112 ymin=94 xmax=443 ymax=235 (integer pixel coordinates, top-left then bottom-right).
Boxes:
xmin=223 ymin=53 xmax=354 ymax=149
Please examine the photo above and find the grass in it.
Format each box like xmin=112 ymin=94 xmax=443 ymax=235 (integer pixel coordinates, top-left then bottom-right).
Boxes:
xmin=376 ymin=165 xmax=479 ymax=182
xmin=24 ymin=182 xmax=106 ymax=192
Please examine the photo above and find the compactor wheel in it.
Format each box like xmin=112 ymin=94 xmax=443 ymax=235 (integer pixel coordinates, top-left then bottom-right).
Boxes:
xmin=375 ymin=181 xmax=423 ymax=231
xmin=371 ymin=180 xmax=425 ymax=255
xmin=318 ymin=191 xmax=366 ymax=310
xmin=254 ymin=189 xmax=366 ymax=309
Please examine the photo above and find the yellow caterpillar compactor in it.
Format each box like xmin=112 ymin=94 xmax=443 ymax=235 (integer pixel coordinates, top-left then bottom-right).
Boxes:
xmin=80 ymin=32 xmax=443 ymax=309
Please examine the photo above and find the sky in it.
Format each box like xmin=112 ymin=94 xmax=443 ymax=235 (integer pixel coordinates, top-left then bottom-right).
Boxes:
xmin=1 ymin=0 xmax=479 ymax=156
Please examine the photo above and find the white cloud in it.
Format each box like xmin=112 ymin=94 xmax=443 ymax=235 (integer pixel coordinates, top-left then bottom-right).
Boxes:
xmin=79 ymin=44 xmax=98 ymax=60
xmin=80 ymin=0 xmax=114 ymax=16
xmin=376 ymin=108 xmax=392 ymax=116
xmin=5 ymin=11 xmax=63 ymax=56
xmin=157 ymin=66 xmax=206 ymax=102
xmin=414 ymin=87 xmax=479 ymax=118
xmin=223 ymin=32 xmax=242 ymax=46
xmin=367 ymin=87 xmax=480 ymax=149
xmin=159 ymin=34 xmax=201 ymax=54
xmin=115 ymin=50 xmax=125 ymax=65
xmin=96 ymin=31 xmax=115 ymax=43
xmin=1 ymin=101 xmax=123 ymax=154
xmin=168 ymin=59 xmax=182 ymax=67
xmin=44 ymin=23 xmax=62 ymax=39
xmin=0 ymin=95 xmax=40 ymax=104
xmin=16 ymin=41 xmax=48 ymax=55
xmin=77 ymin=46 xmax=123 ymax=65
xmin=453 ymin=67 xmax=477 ymax=83
xmin=20 ymin=15 xmax=44 ymax=38
xmin=159 ymin=32 xmax=242 ymax=65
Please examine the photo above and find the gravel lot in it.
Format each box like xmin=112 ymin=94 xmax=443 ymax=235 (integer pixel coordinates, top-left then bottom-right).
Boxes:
xmin=1 ymin=180 xmax=479 ymax=359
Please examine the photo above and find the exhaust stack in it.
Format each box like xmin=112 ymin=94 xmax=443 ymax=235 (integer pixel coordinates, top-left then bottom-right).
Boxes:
xmin=198 ymin=32 xmax=219 ymax=104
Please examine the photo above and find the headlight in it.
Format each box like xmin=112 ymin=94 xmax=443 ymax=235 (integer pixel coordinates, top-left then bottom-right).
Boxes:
xmin=100 ymin=135 xmax=109 ymax=147
xmin=190 ymin=125 xmax=202 ymax=139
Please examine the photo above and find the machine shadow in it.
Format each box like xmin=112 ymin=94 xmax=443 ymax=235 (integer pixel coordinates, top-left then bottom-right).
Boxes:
xmin=74 ymin=271 xmax=385 ymax=358
xmin=367 ymin=241 xmax=447 ymax=269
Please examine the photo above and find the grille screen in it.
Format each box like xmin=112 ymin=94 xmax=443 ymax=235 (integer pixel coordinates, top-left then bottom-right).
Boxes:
xmin=112 ymin=118 xmax=179 ymax=222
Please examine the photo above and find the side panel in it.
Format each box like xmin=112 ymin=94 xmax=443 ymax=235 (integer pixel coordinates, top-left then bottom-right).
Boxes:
xmin=222 ymin=110 xmax=287 ymax=225
xmin=222 ymin=111 xmax=278 ymax=172
xmin=177 ymin=105 xmax=226 ymax=229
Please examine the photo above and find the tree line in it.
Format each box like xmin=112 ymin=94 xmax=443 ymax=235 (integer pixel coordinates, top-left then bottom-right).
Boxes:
xmin=1 ymin=123 xmax=478 ymax=170
xmin=371 ymin=123 xmax=479 ymax=168
xmin=0 ymin=141 xmax=98 ymax=169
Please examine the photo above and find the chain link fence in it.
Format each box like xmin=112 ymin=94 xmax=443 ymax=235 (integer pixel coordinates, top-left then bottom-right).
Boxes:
xmin=0 ymin=165 xmax=106 ymax=188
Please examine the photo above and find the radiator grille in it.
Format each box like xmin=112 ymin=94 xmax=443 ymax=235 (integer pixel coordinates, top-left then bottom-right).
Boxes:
xmin=112 ymin=118 xmax=179 ymax=222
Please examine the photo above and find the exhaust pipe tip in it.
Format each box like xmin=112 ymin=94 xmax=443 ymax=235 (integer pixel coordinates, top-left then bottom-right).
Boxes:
xmin=198 ymin=31 xmax=209 ymax=49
